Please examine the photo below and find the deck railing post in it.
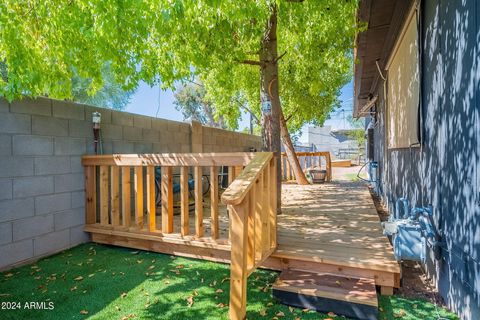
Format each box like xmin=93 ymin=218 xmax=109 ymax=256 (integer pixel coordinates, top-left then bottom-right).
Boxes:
xmin=180 ymin=166 xmax=189 ymax=236
xmin=194 ymin=166 xmax=204 ymax=237
xmin=134 ymin=167 xmax=144 ymax=229
xmin=121 ymin=167 xmax=131 ymax=228
xmin=99 ymin=166 xmax=109 ymax=225
xmin=210 ymin=166 xmax=219 ymax=239
xmin=111 ymin=166 xmax=121 ymax=226
xmin=269 ymin=158 xmax=277 ymax=248
xmin=146 ymin=166 xmax=156 ymax=232
xmin=161 ymin=166 xmax=173 ymax=233
xmin=85 ymin=166 xmax=96 ymax=224
xmin=229 ymin=202 xmax=248 ymax=320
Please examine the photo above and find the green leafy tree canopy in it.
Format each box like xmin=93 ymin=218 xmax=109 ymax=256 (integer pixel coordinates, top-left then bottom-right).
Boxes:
xmin=0 ymin=0 xmax=358 ymax=131
xmin=173 ymin=82 xmax=227 ymax=129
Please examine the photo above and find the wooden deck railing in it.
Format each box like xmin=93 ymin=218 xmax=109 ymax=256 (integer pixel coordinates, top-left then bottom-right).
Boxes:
xmin=281 ymin=151 xmax=332 ymax=182
xmin=82 ymin=152 xmax=277 ymax=320
xmin=221 ymin=152 xmax=277 ymax=320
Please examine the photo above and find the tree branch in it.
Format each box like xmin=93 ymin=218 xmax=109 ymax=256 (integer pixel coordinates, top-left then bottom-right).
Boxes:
xmin=239 ymin=104 xmax=260 ymax=124
xmin=239 ymin=60 xmax=264 ymax=66
xmin=274 ymin=51 xmax=287 ymax=63
xmin=285 ymin=107 xmax=299 ymax=123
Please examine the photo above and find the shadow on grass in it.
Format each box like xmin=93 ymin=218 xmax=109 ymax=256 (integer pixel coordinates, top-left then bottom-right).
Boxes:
xmin=0 ymin=243 xmax=323 ymax=320
xmin=379 ymin=295 xmax=458 ymax=320
xmin=0 ymin=243 xmax=458 ymax=320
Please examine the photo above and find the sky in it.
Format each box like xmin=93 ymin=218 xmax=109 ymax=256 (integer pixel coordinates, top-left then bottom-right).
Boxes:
xmin=125 ymin=79 xmax=354 ymax=141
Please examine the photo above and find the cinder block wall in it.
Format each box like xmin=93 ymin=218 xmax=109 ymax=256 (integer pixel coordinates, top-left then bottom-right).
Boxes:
xmin=0 ymin=97 xmax=261 ymax=270
xmin=202 ymin=126 xmax=261 ymax=152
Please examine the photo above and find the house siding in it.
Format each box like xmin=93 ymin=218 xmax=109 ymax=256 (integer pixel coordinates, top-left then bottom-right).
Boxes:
xmin=367 ymin=1 xmax=480 ymax=319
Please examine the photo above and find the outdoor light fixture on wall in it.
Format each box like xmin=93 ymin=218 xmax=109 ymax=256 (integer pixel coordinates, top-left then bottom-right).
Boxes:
xmin=92 ymin=112 xmax=102 ymax=155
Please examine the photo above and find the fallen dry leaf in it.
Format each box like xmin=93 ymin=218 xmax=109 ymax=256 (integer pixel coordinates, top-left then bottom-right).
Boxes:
xmin=394 ymin=309 xmax=407 ymax=318
xmin=217 ymin=303 xmax=227 ymax=308
xmin=215 ymin=289 xmax=224 ymax=294
xmin=259 ymin=309 xmax=267 ymax=316
xmin=221 ymin=277 xmax=230 ymax=283
xmin=121 ymin=292 xmax=127 ymax=298
xmin=327 ymin=311 xmax=337 ymax=317
xmin=4 ymin=273 xmax=13 ymax=278
xmin=80 ymin=310 xmax=88 ymax=315
xmin=276 ymin=311 xmax=285 ymax=317
xmin=74 ymin=276 xmax=83 ymax=281
xmin=70 ymin=286 xmax=77 ymax=291
xmin=186 ymin=296 xmax=194 ymax=307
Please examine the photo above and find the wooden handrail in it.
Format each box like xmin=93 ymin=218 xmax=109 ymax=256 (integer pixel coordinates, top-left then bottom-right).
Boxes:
xmin=83 ymin=152 xmax=277 ymax=320
xmin=82 ymin=152 xmax=256 ymax=167
xmin=221 ymin=152 xmax=277 ymax=320
xmin=281 ymin=151 xmax=332 ymax=182
xmin=221 ymin=152 xmax=273 ymax=206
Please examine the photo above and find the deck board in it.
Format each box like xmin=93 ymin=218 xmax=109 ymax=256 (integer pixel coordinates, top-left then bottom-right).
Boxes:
xmin=270 ymin=182 xmax=400 ymax=275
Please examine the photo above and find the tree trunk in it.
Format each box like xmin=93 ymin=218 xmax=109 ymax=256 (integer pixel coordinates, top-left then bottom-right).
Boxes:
xmin=260 ymin=4 xmax=281 ymax=214
xmin=280 ymin=109 xmax=309 ymax=185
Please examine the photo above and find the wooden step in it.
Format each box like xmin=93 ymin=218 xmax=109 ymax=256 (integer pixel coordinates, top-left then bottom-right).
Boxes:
xmin=272 ymin=270 xmax=379 ymax=320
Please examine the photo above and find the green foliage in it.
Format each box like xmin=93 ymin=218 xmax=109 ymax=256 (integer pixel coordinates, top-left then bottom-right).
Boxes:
xmin=173 ymin=82 xmax=227 ymax=129
xmin=0 ymin=0 xmax=359 ymax=130
xmin=346 ymin=114 xmax=366 ymax=147
xmin=71 ymin=64 xmax=134 ymax=110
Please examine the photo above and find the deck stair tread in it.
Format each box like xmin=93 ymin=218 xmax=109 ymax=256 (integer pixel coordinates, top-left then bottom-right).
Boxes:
xmin=272 ymin=270 xmax=379 ymax=320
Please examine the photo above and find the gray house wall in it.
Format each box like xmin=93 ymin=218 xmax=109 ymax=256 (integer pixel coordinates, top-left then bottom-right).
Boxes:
xmin=0 ymin=97 xmax=261 ymax=270
xmin=366 ymin=1 xmax=479 ymax=319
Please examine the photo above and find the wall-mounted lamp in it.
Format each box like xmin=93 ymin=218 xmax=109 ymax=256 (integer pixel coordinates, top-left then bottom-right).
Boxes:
xmin=92 ymin=112 xmax=102 ymax=154
xmin=92 ymin=111 xmax=102 ymax=129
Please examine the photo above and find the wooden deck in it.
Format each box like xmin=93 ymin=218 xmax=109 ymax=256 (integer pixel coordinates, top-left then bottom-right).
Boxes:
xmin=88 ymin=180 xmax=400 ymax=290
xmin=83 ymin=153 xmax=399 ymax=318
xmin=266 ymin=182 xmax=400 ymax=291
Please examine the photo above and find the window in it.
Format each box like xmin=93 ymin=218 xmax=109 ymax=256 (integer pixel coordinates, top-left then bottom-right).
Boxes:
xmin=386 ymin=8 xmax=420 ymax=149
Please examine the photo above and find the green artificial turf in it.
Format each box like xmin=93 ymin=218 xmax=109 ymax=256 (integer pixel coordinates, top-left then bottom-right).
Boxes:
xmin=0 ymin=243 xmax=458 ymax=320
